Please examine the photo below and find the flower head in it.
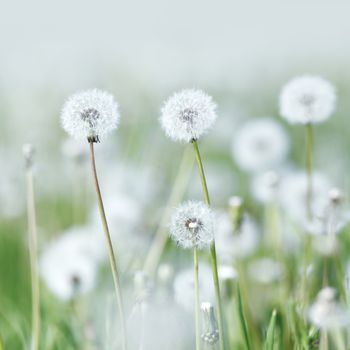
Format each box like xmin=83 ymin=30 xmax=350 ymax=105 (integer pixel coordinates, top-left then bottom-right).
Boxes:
xmin=308 ymin=287 xmax=349 ymax=329
xmin=160 ymin=89 xmax=217 ymax=142
xmin=61 ymin=89 xmax=120 ymax=141
xmin=279 ymin=75 xmax=336 ymax=124
xmin=169 ymin=201 xmax=215 ymax=249
xmin=40 ymin=227 xmax=100 ymax=301
xmin=279 ymin=171 xmax=332 ymax=230
xmin=232 ymin=118 xmax=289 ymax=173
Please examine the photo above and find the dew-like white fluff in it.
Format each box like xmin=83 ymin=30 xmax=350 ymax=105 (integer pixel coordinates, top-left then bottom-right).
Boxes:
xmin=40 ymin=227 xmax=100 ymax=300
xmin=279 ymin=171 xmax=333 ymax=229
xmin=232 ymin=118 xmax=289 ymax=173
xmin=308 ymin=287 xmax=349 ymax=329
xmin=61 ymin=89 xmax=120 ymax=140
xmin=173 ymin=264 xmax=214 ymax=312
xmin=279 ymin=75 xmax=336 ymax=124
xmin=215 ymin=212 xmax=259 ymax=261
xmin=160 ymin=89 xmax=217 ymax=143
xmin=169 ymin=201 xmax=215 ymax=250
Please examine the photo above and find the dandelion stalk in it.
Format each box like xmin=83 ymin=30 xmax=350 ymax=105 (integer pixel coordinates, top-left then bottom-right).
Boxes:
xmin=88 ymin=140 xmax=127 ymax=350
xmin=194 ymin=248 xmax=201 ymax=350
xmin=192 ymin=139 xmax=225 ymax=350
xmin=23 ymin=144 xmax=40 ymax=350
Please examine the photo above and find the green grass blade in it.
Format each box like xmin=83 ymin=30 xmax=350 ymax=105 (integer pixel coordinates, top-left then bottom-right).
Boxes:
xmin=236 ymin=283 xmax=251 ymax=350
xmin=264 ymin=309 xmax=277 ymax=350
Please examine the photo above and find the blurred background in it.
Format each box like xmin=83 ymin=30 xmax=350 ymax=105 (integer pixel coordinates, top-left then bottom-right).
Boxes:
xmin=2 ymin=0 xmax=350 ymax=349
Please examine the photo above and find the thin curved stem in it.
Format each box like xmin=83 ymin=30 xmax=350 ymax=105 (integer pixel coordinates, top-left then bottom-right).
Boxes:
xmin=25 ymin=167 xmax=40 ymax=350
xmin=194 ymin=248 xmax=201 ymax=350
xmin=89 ymin=141 xmax=127 ymax=350
xmin=192 ymin=139 xmax=225 ymax=350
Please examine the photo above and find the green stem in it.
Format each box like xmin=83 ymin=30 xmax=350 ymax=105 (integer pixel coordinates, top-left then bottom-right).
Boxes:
xmin=192 ymin=139 xmax=225 ymax=350
xmin=25 ymin=166 xmax=40 ymax=350
xmin=305 ymin=123 xmax=314 ymax=220
xmin=89 ymin=141 xmax=127 ymax=350
xmin=194 ymin=248 xmax=201 ymax=350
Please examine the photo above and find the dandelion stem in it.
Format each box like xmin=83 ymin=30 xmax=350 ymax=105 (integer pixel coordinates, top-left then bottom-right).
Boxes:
xmin=194 ymin=248 xmax=201 ymax=350
xmin=88 ymin=141 xmax=127 ymax=350
xmin=305 ymin=123 xmax=314 ymax=220
xmin=25 ymin=159 xmax=40 ymax=350
xmin=192 ymin=139 xmax=225 ymax=350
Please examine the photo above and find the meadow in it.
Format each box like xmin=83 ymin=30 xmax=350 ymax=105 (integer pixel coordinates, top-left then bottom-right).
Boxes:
xmin=1 ymin=73 xmax=350 ymax=350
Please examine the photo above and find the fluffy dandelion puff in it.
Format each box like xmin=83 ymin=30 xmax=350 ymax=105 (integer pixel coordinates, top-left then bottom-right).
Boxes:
xmin=160 ymin=89 xmax=217 ymax=143
xmin=308 ymin=287 xmax=349 ymax=329
xmin=61 ymin=89 xmax=120 ymax=141
xmin=40 ymin=232 xmax=98 ymax=301
xmin=169 ymin=201 xmax=215 ymax=249
xmin=279 ymin=75 xmax=336 ymax=124
xmin=232 ymin=118 xmax=289 ymax=173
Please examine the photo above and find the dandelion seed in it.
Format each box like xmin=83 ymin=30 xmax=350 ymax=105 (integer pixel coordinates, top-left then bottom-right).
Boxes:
xmin=160 ymin=89 xmax=217 ymax=143
xmin=308 ymin=287 xmax=349 ymax=329
xmin=169 ymin=201 xmax=215 ymax=249
xmin=279 ymin=75 xmax=336 ymax=124
xmin=61 ymin=89 xmax=120 ymax=141
xmin=232 ymin=118 xmax=289 ymax=173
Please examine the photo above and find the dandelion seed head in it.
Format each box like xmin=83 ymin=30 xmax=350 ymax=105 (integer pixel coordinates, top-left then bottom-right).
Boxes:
xmin=169 ymin=201 xmax=215 ymax=249
xmin=23 ymin=143 xmax=35 ymax=168
xmin=279 ymin=75 xmax=336 ymax=124
xmin=61 ymin=89 xmax=120 ymax=141
xmin=160 ymin=89 xmax=217 ymax=143
xmin=329 ymin=187 xmax=343 ymax=205
xmin=40 ymin=228 xmax=99 ymax=301
xmin=232 ymin=118 xmax=289 ymax=173
xmin=252 ymin=171 xmax=280 ymax=204
xmin=308 ymin=287 xmax=349 ymax=329
xmin=228 ymin=196 xmax=243 ymax=209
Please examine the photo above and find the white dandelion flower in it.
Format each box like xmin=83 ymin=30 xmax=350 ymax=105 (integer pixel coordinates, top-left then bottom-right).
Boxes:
xmin=173 ymin=263 xmax=214 ymax=311
xmin=169 ymin=201 xmax=215 ymax=250
xmin=279 ymin=75 xmax=336 ymax=124
xmin=232 ymin=118 xmax=289 ymax=173
xmin=216 ymin=212 xmax=259 ymax=261
xmin=279 ymin=171 xmax=332 ymax=229
xmin=160 ymin=89 xmax=217 ymax=143
xmin=61 ymin=89 xmax=120 ymax=141
xmin=40 ymin=228 xmax=100 ymax=301
xmin=308 ymin=288 xmax=349 ymax=329
xmin=251 ymin=171 xmax=280 ymax=204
